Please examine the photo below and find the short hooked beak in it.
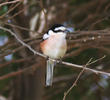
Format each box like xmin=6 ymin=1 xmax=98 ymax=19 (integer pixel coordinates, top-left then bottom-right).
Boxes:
xmin=64 ymin=28 xmax=71 ymax=34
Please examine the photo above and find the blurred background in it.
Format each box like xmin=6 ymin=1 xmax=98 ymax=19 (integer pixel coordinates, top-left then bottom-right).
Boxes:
xmin=0 ymin=0 xmax=110 ymax=100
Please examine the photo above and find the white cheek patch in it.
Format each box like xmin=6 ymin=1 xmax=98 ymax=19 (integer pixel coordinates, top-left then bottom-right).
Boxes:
xmin=54 ymin=26 xmax=66 ymax=31
xmin=48 ymin=30 xmax=55 ymax=35
xmin=43 ymin=33 xmax=49 ymax=40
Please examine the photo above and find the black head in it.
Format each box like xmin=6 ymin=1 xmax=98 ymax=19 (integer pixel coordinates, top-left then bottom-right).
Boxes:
xmin=49 ymin=24 xmax=64 ymax=30
xmin=43 ymin=24 xmax=68 ymax=40
xmin=48 ymin=24 xmax=65 ymax=33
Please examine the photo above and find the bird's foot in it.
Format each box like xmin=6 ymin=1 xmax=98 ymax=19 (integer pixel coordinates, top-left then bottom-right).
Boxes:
xmin=56 ymin=58 xmax=62 ymax=64
xmin=46 ymin=56 xmax=49 ymax=60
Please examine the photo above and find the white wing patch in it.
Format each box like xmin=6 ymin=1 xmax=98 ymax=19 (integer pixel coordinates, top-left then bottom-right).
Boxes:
xmin=54 ymin=26 xmax=66 ymax=31
xmin=43 ymin=33 xmax=49 ymax=40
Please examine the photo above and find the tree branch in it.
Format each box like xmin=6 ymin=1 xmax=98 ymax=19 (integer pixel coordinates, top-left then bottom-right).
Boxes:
xmin=63 ymin=58 xmax=92 ymax=100
xmin=0 ymin=0 xmax=22 ymax=7
xmin=0 ymin=26 xmax=110 ymax=80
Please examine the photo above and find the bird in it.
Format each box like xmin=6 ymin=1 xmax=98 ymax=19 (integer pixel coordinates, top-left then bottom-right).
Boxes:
xmin=40 ymin=24 xmax=69 ymax=86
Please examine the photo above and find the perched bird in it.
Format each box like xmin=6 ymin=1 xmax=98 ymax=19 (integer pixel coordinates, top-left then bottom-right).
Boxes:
xmin=40 ymin=24 xmax=69 ymax=86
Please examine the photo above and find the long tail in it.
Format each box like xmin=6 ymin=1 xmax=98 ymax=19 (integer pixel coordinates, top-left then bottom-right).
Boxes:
xmin=46 ymin=59 xmax=55 ymax=86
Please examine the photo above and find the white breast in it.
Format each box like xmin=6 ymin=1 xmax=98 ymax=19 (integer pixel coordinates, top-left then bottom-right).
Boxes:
xmin=43 ymin=34 xmax=67 ymax=59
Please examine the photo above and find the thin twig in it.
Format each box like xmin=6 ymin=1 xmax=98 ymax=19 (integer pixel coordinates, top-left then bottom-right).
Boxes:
xmin=7 ymin=5 xmax=26 ymax=21
xmin=0 ymin=63 xmax=38 ymax=80
xmin=0 ymin=56 xmax=35 ymax=68
xmin=0 ymin=2 xmax=21 ymax=19
xmin=63 ymin=58 xmax=92 ymax=100
xmin=5 ymin=23 xmax=36 ymax=32
xmin=86 ymin=55 xmax=106 ymax=66
xmin=0 ymin=40 xmax=41 ymax=58
xmin=0 ymin=0 xmax=22 ymax=7
xmin=0 ymin=26 xmax=45 ymax=57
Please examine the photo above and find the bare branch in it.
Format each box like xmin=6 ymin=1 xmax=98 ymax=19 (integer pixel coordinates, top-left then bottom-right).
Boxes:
xmin=0 ymin=63 xmax=38 ymax=80
xmin=63 ymin=58 xmax=92 ymax=100
xmin=0 ymin=56 xmax=35 ymax=68
xmin=0 ymin=26 xmax=45 ymax=58
xmin=0 ymin=0 xmax=22 ymax=7
xmin=0 ymin=26 xmax=110 ymax=80
xmin=0 ymin=2 xmax=21 ymax=19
